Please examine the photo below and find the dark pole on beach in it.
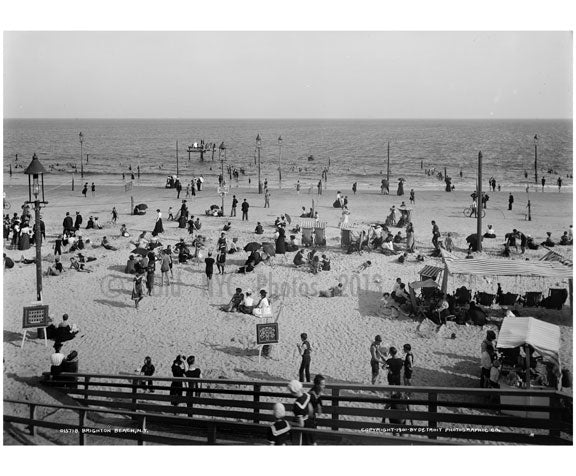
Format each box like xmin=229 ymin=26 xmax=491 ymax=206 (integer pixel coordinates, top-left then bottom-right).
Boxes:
xmin=278 ymin=136 xmax=283 ymax=189
xmin=477 ymin=151 xmax=483 ymax=252
xmin=79 ymin=132 xmax=84 ymax=178
xmin=256 ymin=134 xmax=262 ymax=194
xmin=24 ymin=154 xmax=49 ymax=302
xmin=219 ymin=142 xmax=226 ymax=213
xmin=386 ymin=141 xmax=390 ymax=186
xmin=533 ymin=135 xmax=538 ymax=185
xmin=176 ymin=141 xmax=179 ymax=177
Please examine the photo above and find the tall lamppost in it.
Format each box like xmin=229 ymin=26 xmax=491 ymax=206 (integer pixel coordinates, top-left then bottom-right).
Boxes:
xmin=24 ymin=154 xmax=49 ymax=301
xmin=533 ymin=134 xmax=538 ymax=185
xmin=79 ymin=132 xmax=84 ymax=178
xmin=219 ymin=142 xmax=226 ymax=213
xmin=277 ymin=135 xmax=283 ymax=189
xmin=256 ymin=134 xmax=262 ymax=194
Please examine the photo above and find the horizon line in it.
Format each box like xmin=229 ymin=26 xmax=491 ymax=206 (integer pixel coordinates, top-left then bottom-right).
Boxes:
xmin=4 ymin=117 xmax=573 ymax=121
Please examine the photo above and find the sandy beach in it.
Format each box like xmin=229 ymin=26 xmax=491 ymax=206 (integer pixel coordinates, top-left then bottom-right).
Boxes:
xmin=2 ymin=178 xmax=573 ymax=416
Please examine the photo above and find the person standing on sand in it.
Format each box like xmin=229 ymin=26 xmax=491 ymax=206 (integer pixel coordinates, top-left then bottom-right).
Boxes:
xmin=508 ymin=193 xmax=514 ymax=211
xmin=352 ymin=182 xmax=357 ymax=195
xmin=145 ymin=267 xmax=155 ymax=296
xmin=557 ymin=176 xmax=562 ymax=192
xmin=132 ymin=272 xmax=145 ymax=309
xmin=204 ymin=251 xmax=215 ymax=288
xmin=406 ymin=222 xmax=415 ymax=253
xmin=91 ymin=183 xmax=96 ymax=197
xmin=296 ymin=181 xmax=301 ymax=194
xmin=370 ymin=335 xmax=387 ymax=385
xmin=111 ymin=207 xmax=118 ymax=224
xmin=264 ymin=188 xmax=271 ymax=208
xmin=241 ymin=199 xmax=249 ymax=221
xmin=160 ymin=249 xmax=171 ymax=286
xmin=297 ymin=333 xmax=312 ymax=383
xmin=541 ymin=177 xmax=546 ymax=191
xmin=431 ymin=220 xmax=440 ymax=250
xmin=409 ymin=189 xmax=415 ymax=204
xmin=403 ymin=344 xmax=414 ymax=386
xmin=231 ymin=195 xmax=238 ymax=217
xmin=317 ymin=180 xmax=323 ymax=195
xmin=385 ymin=347 xmax=404 ymax=386
xmin=82 ymin=183 xmax=88 ymax=198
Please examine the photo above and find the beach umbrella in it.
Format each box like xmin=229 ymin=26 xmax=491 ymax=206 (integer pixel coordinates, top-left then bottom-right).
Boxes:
xmin=131 ymin=247 xmax=148 ymax=256
xmin=284 ymin=213 xmax=292 ymax=224
xmin=136 ymin=203 xmax=148 ymax=210
xmin=262 ymin=242 xmax=276 ymax=256
xmin=244 ymin=242 xmax=261 ymax=252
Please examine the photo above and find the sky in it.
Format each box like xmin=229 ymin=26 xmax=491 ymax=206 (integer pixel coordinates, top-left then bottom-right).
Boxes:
xmin=2 ymin=31 xmax=573 ymax=119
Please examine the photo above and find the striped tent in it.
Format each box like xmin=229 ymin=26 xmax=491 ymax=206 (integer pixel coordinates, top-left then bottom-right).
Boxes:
xmin=441 ymin=250 xmax=573 ymax=279
xmin=497 ymin=316 xmax=561 ymax=368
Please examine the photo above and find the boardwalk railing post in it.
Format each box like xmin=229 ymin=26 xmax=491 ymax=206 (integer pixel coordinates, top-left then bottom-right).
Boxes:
xmin=131 ymin=378 xmax=138 ymax=420
xmin=84 ymin=376 xmax=90 ymax=402
xmin=138 ymin=415 xmax=147 ymax=446
xmin=428 ymin=392 xmax=438 ymax=440
xmin=331 ymin=388 xmax=340 ymax=431
xmin=253 ymin=384 xmax=261 ymax=423
xmin=29 ymin=404 xmax=36 ymax=436
xmin=549 ymin=393 xmax=561 ymax=438
xmin=207 ymin=423 xmax=217 ymax=445
xmin=79 ymin=409 xmax=86 ymax=445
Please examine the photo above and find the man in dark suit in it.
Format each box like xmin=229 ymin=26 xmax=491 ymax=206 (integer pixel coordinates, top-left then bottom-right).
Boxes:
xmin=74 ymin=211 xmax=83 ymax=230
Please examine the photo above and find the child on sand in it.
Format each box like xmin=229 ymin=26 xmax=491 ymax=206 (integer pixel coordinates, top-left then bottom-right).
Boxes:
xmin=356 ymin=260 xmax=372 ymax=272
xmin=297 ymin=333 xmax=312 ymax=383
xmin=132 ymin=272 xmax=144 ymax=308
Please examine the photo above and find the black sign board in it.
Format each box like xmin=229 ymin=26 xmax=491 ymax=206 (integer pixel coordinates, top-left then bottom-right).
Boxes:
xmin=22 ymin=305 xmax=50 ymax=329
xmin=256 ymin=323 xmax=279 ymax=345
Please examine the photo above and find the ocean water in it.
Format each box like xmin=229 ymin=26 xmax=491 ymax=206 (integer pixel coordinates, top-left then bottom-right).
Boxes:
xmin=3 ymin=118 xmax=573 ymax=192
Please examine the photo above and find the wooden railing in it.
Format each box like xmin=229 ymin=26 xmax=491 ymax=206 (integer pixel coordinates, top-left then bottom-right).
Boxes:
xmin=12 ymin=372 xmax=573 ymax=445
xmin=3 ymin=399 xmax=447 ymax=446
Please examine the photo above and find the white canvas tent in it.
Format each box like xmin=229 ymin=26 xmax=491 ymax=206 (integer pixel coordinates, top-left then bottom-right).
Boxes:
xmin=497 ymin=316 xmax=561 ymax=367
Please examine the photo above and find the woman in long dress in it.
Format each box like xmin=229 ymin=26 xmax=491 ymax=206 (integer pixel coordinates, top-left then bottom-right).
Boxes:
xmin=406 ymin=222 xmax=415 ymax=253
xmin=339 ymin=206 xmax=350 ymax=228
xmin=275 ymin=226 xmax=286 ymax=254
xmin=170 ymin=355 xmax=186 ymax=406
xmin=152 ymin=209 xmax=164 ymax=236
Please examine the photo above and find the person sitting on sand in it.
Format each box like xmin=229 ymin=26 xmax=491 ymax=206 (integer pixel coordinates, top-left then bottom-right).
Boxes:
xmin=238 ymin=290 xmax=255 ymax=314
xmin=397 ymin=252 xmax=408 ymax=264
xmin=254 ymin=222 xmax=264 ymax=234
xmin=541 ymin=232 xmax=555 ymax=247
xmin=285 ymin=235 xmax=299 ymax=252
xmin=45 ymin=256 xmax=64 ymax=276
xmin=321 ymin=254 xmax=331 ymax=271
xmin=101 ymin=236 xmax=118 ymax=251
xmin=293 ymin=249 xmax=307 ymax=267
xmin=393 ymin=231 xmax=403 ymax=244
xmin=221 ymin=288 xmax=244 ymax=312
xmin=559 ymin=231 xmax=571 ymax=246
xmin=228 ymin=237 xmax=240 ymax=254
xmin=223 ymin=222 xmax=232 ymax=232
xmin=318 ymin=283 xmax=344 ymax=298
xmin=310 ymin=254 xmax=322 ymax=274
xmin=392 ymin=283 xmax=409 ymax=305
xmin=70 ymin=256 xmax=92 ymax=272
xmin=253 ymin=289 xmax=272 ymax=318
xmin=356 ymin=260 xmax=372 ymax=272
xmin=483 ymin=224 xmax=496 ymax=239
xmin=85 ymin=216 xmax=95 ymax=229
xmin=120 ymin=224 xmax=130 ymax=237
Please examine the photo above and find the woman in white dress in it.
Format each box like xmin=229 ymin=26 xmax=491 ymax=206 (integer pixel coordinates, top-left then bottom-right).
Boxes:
xmin=253 ymin=289 xmax=272 ymax=318
xmin=339 ymin=206 xmax=350 ymax=228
